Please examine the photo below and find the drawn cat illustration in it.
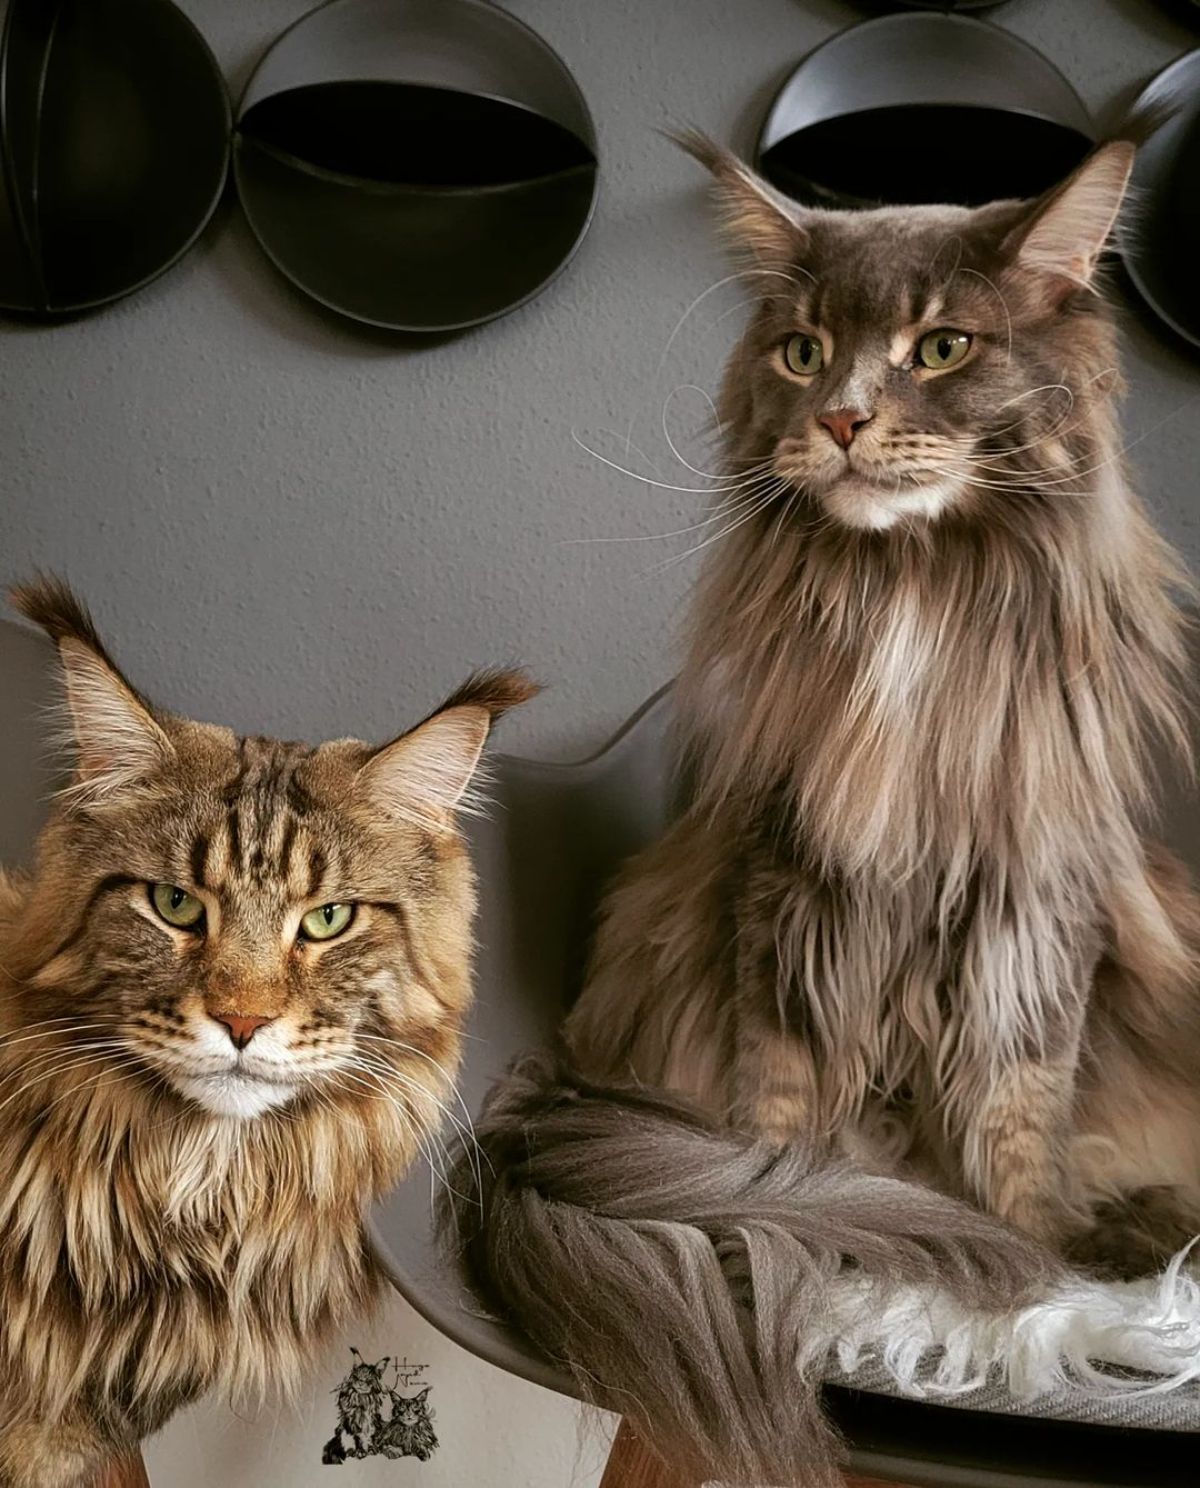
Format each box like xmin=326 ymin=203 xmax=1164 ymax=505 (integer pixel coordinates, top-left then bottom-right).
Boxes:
xmin=375 ymin=1385 xmax=438 ymax=1461
xmin=321 ymin=1351 xmax=391 ymax=1464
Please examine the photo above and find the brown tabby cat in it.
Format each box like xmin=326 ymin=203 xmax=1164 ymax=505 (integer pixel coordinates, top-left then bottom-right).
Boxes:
xmin=457 ymin=136 xmax=1200 ymax=1485
xmin=0 ymin=578 xmax=533 ymax=1488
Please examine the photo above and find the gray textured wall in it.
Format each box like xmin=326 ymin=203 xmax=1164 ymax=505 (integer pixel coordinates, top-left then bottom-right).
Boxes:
xmin=3 ymin=0 xmax=1199 ymax=763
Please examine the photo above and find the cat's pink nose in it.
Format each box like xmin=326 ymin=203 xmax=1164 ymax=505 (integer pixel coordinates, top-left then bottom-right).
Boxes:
xmin=818 ymin=408 xmax=873 ymax=450
xmin=212 ymin=1012 xmax=275 ymax=1050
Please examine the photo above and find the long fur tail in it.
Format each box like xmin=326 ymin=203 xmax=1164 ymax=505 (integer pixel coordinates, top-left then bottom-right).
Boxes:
xmin=448 ymin=1052 xmax=1200 ymax=1486
xmin=447 ymin=1052 xmax=1057 ymax=1485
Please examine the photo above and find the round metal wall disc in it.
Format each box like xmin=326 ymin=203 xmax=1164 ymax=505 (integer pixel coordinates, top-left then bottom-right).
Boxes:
xmin=757 ymin=13 xmax=1094 ymax=209
xmin=1121 ymin=48 xmax=1200 ymax=352
xmin=233 ymin=0 xmax=599 ymax=332
xmin=0 ymin=0 xmax=230 ymax=316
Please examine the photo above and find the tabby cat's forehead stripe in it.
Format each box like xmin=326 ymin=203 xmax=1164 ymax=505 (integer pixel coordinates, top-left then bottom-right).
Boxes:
xmin=225 ymin=807 xmax=242 ymax=871
xmin=278 ymin=815 xmax=299 ymax=881
xmin=204 ymin=736 xmax=341 ymax=898
xmin=190 ymin=834 xmax=209 ymax=890
xmin=286 ymin=776 xmax=316 ymax=817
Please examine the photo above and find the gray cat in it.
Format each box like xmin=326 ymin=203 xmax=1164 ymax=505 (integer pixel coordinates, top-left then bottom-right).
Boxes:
xmin=454 ymin=134 xmax=1200 ymax=1488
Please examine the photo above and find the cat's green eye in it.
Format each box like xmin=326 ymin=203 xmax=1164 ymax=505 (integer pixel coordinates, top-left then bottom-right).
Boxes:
xmin=783 ymin=334 xmax=824 ymax=376
xmin=300 ymin=903 xmax=355 ymax=942
xmin=150 ymin=883 xmax=205 ymax=930
xmin=916 ymin=329 xmax=972 ymax=371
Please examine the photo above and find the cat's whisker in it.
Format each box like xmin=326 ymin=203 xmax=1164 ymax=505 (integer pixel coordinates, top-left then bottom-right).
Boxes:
xmin=345 ymin=1052 xmax=475 ymax=1146
xmin=600 ymin=425 xmax=675 ymax=488
xmin=954 ymin=445 xmax=1130 ymax=494
xmin=653 ymin=267 xmax=812 ymax=379
xmin=988 ymin=383 xmax=1191 ymax=482
xmin=353 ymin=1031 xmax=487 ymax=1157
xmin=956 ymin=472 xmax=1106 ymax=502
xmin=996 ymin=382 xmax=1074 ymax=415
xmin=972 ymin=416 xmax=1102 ymax=471
xmin=3 ymin=1036 xmax=134 ymax=1063
xmin=993 ymin=404 xmax=1194 ymax=490
xmin=653 ymin=302 xmax=798 ymax=481
xmin=0 ymin=1038 xmax=138 ymax=1086
xmin=976 ymin=384 xmax=1106 ymax=452
xmin=34 ymin=1065 xmax=147 ymax=1118
xmin=570 ymin=431 xmax=769 ymax=496
xmin=649 ymin=478 xmax=788 ymax=573
xmin=0 ymin=1014 xmax=107 ymax=1030
xmin=0 ymin=1051 xmax=145 ymax=1118
xmin=2 ymin=1037 xmax=140 ymax=1067
xmin=347 ymin=1050 xmax=486 ymax=1189
xmin=358 ymin=1084 xmax=478 ymax=1191
xmin=349 ymin=1050 xmax=468 ymax=1123
xmin=660 ymin=384 xmax=730 ymax=480
xmin=991 ymin=363 xmax=1118 ymax=424
xmin=974 ymin=418 xmax=1091 ymax=467
xmin=0 ymin=1020 xmax=118 ymax=1051
xmin=911 ymin=452 xmax=1089 ymax=494
xmin=559 ymin=463 xmax=779 ymax=547
xmin=324 ymin=1070 xmax=466 ymax=1206
xmin=767 ymin=486 xmax=802 ymax=551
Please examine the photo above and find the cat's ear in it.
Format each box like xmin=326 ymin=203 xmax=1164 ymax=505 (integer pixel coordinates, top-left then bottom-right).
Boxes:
xmin=674 ymin=129 xmax=807 ymax=267
xmin=1007 ymin=141 xmax=1134 ymax=296
xmin=9 ymin=574 xmax=173 ymax=806
xmin=412 ymin=1386 xmax=431 ymax=1403
xmin=358 ymin=669 xmax=539 ymax=828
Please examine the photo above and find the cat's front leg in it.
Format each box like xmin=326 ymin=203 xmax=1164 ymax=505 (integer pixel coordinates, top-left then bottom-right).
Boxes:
xmin=730 ymin=870 xmax=822 ymax=1145
xmin=957 ymin=1054 xmax=1084 ymax=1246
xmin=731 ymin=1008 xmax=820 ymax=1145
xmin=948 ymin=912 xmax=1097 ymax=1246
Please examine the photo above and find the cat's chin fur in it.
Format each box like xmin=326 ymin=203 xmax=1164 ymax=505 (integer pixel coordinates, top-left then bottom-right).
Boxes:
xmin=172 ymin=1069 xmax=300 ymax=1119
xmin=812 ymin=473 xmax=963 ymax=532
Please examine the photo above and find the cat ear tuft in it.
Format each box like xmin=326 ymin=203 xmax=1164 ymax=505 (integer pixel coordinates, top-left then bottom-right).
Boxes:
xmin=673 ymin=128 xmax=807 ymax=266
xmin=1010 ymin=141 xmax=1135 ymax=295
xmin=358 ymin=669 xmax=538 ymax=828
xmin=433 ymin=666 xmax=541 ymax=722
xmin=9 ymin=574 xmax=173 ymax=806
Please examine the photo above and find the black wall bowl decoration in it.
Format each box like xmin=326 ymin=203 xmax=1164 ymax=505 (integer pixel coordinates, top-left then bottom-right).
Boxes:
xmin=1122 ymin=50 xmax=1200 ymax=352
xmin=758 ymin=13 xmax=1094 ymax=209
xmin=234 ymin=0 xmax=598 ymax=332
xmin=0 ymin=0 xmax=230 ymax=316
xmin=894 ymin=2 xmax=1010 ymax=10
